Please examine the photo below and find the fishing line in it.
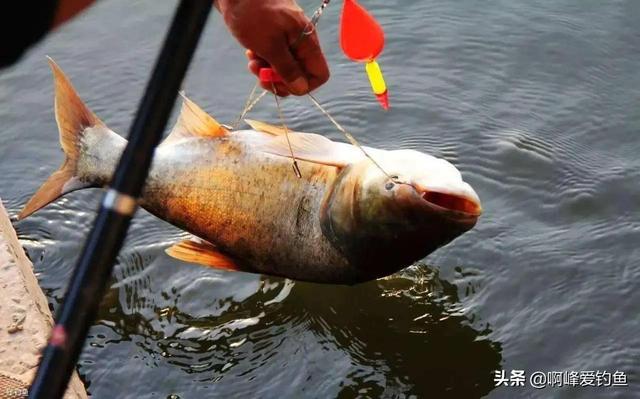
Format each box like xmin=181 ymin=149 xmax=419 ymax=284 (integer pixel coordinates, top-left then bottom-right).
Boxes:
xmin=232 ymin=82 xmax=259 ymax=129
xmin=232 ymin=0 xmax=332 ymax=175
xmin=271 ymin=81 xmax=303 ymax=178
xmin=307 ymin=93 xmax=397 ymax=182
xmin=245 ymin=89 xmax=268 ymax=115
xmin=232 ymin=0 xmax=397 ymax=183
xmin=304 ymin=0 xmax=331 ymax=36
xmin=288 ymin=0 xmax=332 ymax=48
xmin=232 ymin=83 xmax=268 ymax=130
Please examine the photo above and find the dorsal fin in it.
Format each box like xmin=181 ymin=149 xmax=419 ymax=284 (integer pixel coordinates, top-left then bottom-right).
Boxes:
xmin=162 ymin=93 xmax=228 ymax=145
xmin=244 ymin=119 xmax=291 ymax=136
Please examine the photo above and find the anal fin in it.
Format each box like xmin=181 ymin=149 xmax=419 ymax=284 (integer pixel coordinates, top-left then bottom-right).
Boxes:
xmin=165 ymin=239 xmax=240 ymax=272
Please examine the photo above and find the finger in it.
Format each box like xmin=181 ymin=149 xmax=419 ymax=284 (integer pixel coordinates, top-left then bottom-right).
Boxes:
xmin=261 ymin=41 xmax=309 ymax=95
xmin=246 ymin=49 xmax=267 ymax=64
xmin=248 ymin=56 xmax=289 ymax=95
xmin=260 ymin=81 xmax=290 ymax=97
xmin=292 ymin=30 xmax=330 ymax=92
xmin=248 ymin=58 xmax=268 ymax=76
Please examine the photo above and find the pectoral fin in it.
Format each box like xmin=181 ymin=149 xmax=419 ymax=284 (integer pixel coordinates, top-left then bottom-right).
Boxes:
xmin=165 ymin=238 xmax=240 ymax=272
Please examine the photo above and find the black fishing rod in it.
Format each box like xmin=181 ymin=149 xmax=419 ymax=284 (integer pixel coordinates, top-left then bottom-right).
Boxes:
xmin=29 ymin=1 xmax=212 ymax=398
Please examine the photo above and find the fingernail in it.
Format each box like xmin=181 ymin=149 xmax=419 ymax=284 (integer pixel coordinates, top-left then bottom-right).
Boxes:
xmin=288 ymin=77 xmax=309 ymax=95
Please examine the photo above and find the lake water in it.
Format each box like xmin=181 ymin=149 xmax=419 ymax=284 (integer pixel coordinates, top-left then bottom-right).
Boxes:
xmin=1 ymin=0 xmax=638 ymax=398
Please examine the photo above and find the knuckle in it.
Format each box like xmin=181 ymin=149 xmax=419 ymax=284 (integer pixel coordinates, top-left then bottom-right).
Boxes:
xmin=274 ymin=59 xmax=302 ymax=81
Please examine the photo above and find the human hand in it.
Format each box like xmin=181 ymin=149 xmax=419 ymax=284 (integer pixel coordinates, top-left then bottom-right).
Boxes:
xmin=216 ymin=0 xmax=330 ymax=96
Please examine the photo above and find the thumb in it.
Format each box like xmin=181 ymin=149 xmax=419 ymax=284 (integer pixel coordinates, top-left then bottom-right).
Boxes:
xmin=264 ymin=46 xmax=309 ymax=95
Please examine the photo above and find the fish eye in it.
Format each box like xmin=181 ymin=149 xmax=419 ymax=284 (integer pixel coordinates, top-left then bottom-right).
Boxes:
xmin=385 ymin=182 xmax=395 ymax=190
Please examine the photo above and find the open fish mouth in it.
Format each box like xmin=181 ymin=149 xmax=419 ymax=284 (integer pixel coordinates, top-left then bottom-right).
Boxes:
xmin=421 ymin=190 xmax=482 ymax=217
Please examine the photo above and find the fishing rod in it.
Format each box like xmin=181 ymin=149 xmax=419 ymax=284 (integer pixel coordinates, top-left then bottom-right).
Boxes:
xmin=28 ymin=1 xmax=212 ymax=398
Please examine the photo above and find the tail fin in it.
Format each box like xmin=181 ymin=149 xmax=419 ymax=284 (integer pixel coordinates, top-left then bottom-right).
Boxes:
xmin=18 ymin=58 xmax=105 ymax=220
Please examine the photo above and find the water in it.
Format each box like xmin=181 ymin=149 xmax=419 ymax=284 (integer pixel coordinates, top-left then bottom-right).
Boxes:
xmin=1 ymin=0 xmax=639 ymax=397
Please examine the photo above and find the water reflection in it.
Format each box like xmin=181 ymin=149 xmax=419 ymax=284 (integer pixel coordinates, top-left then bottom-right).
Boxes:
xmin=16 ymin=208 xmax=500 ymax=398
xmin=295 ymin=267 xmax=502 ymax=398
xmin=90 ymin=251 xmax=502 ymax=398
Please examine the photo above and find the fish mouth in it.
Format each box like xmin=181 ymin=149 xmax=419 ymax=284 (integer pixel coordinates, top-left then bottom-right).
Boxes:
xmin=420 ymin=189 xmax=482 ymax=217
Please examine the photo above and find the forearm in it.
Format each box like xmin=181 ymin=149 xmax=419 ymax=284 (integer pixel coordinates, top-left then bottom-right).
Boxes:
xmin=53 ymin=0 xmax=96 ymax=29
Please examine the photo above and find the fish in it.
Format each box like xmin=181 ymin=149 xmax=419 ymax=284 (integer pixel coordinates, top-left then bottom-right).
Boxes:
xmin=18 ymin=58 xmax=482 ymax=285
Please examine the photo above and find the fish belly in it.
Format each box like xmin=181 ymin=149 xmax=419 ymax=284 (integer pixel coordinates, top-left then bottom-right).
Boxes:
xmin=139 ymin=134 xmax=358 ymax=283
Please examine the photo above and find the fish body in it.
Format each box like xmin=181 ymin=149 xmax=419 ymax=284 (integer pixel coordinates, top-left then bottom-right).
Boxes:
xmin=19 ymin=59 xmax=482 ymax=285
xmin=131 ymin=132 xmax=352 ymax=282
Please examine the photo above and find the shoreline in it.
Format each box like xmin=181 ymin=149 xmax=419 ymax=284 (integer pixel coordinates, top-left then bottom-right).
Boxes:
xmin=0 ymin=199 xmax=87 ymax=399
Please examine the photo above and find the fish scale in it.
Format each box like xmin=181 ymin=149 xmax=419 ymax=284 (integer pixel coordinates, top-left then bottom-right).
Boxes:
xmin=18 ymin=59 xmax=482 ymax=285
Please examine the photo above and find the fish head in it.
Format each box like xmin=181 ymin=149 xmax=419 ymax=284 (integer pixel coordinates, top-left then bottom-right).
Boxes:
xmin=359 ymin=149 xmax=481 ymax=226
xmin=322 ymin=149 xmax=481 ymax=279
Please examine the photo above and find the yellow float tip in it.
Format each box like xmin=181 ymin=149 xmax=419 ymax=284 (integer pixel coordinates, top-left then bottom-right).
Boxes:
xmin=366 ymin=60 xmax=389 ymax=110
